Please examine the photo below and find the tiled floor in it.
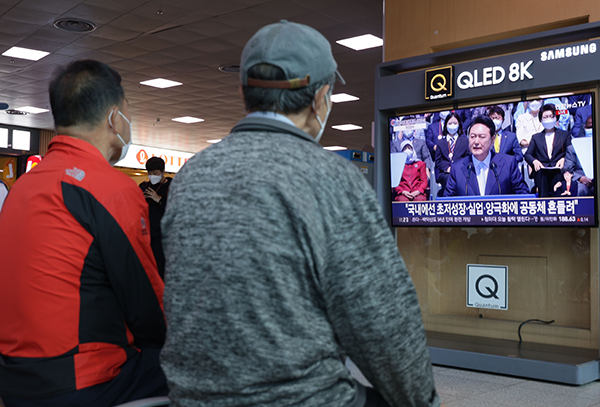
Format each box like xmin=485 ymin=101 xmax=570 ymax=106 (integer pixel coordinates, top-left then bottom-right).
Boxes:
xmin=434 ymin=365 xmax=600 ymax=407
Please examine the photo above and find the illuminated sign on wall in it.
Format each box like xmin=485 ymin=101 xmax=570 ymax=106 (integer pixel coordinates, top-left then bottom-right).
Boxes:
xmin=115 ymin=144 xmax=195 ymax=173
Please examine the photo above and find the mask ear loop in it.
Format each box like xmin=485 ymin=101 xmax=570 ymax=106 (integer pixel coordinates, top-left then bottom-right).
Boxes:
xmin=108 ymin=110 xmax=115 ymax=129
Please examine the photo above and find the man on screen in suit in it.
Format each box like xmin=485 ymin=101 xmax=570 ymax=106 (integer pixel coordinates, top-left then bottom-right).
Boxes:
xmin=487 ymin=105 xmax=523 ymax=164
xmin=444 ymin=115 xmax=529 ymax=197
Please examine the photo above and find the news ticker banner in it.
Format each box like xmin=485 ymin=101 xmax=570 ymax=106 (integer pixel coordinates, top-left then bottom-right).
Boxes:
xmin=392 ymin=196 xmax=595 ymax=226
xmin=115 ymin=144 xmax=195 ymax=173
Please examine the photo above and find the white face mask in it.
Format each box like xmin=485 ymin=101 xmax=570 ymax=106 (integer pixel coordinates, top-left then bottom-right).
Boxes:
xmin=148 ymin=174 xmax=162 ymax=184
xmin=446 ymin=123 xmax=459 ymax=135
xmin=313 ymin=91 xmax=331 ymax=143
xmin=529 ymin=101 xmax=542 ymax=111
xmin=492 ymin=119 xmax=503 ymax=131
xmin=542 ymin=118 xmax=556 ymax=130
xmin=108 ymin=110 xmax=132 ymax=165
xmin=402 ymin=129 xmax=414 ymax=139
xmin=439 ymin=111 xmax=450 ymax=120
xmin=585 ymin=128 xmax=593 ymax=137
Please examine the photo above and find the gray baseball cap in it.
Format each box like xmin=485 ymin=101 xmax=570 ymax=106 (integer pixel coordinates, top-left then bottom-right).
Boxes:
xmin=240 ymin=20 xmax=345 ymax=89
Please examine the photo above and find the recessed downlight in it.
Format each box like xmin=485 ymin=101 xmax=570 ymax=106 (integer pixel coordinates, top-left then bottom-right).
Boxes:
xmin=218 ymin=65 xmax=240 ymax=73
xmin=53 ymin=18 xmax=97 ymax=33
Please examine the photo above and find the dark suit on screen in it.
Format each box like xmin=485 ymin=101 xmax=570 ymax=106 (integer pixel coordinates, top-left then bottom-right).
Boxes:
xmin=425 ymin=120 xmax=443 ymax=157
xmin=524 ymin=128 xmax=571 ymax=197
xmin=495 ymin=129 xmax=523 ymax=163
xmin=434 ymin=134 xmax=469 ymax=196
xmin=443 ymin=153 xmax=530 ymax=197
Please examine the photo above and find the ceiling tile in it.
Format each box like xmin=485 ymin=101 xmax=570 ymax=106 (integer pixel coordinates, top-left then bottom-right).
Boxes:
xmin=64 ymin=4 xmax=124 ymax=24
xmin=16 ymin=0 xmax=82 ymax=13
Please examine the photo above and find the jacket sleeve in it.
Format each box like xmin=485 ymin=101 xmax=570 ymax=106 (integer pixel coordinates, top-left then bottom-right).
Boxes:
xmin=509 ymin=134 xmax=524 ymax=162
xmin=443 ymin=165 xmax=458 ymax=197
xmin=62 ymin=182 xmax=166 ymax=348
xmin=524 ymin=134 xmax=538 ymax=168
xmin=320 ymin=182 xmax=440 ymax=407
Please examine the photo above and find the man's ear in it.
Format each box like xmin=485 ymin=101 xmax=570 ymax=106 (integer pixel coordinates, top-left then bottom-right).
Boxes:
xmin=107 ymin=106 xmax=119 ymax=132
xmin=313 ymin=84 xmax=330 ymax=112
xmin=238 ymin=85 xmax=244 ymax=103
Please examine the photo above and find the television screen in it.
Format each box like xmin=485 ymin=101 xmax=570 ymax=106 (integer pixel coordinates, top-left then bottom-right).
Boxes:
xmin=389 ymin=91 xmax=597 ymax=227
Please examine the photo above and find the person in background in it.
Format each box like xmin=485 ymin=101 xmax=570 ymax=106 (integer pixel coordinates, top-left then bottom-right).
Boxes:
xmin=161 ymin=20 xmax=441 ymax=407
xmin=425 ymin=110 xmax=449 ymax=156
xmin=516 ymin=99 xmax=543 ymax=154
xmin=444 ymin=115 xmax=529 ymax=197
xmin=0 ymin=179 xmax=7 ymax=213
xmin=572 ymin=102 xmax=592 ymax=138
xmin=391 ymin=116 xmax=433 ymax=178
xmin=139 ymin=156 xmax=172 ymax=279
xmin=0 ymin=60 xmax=167 ymax=407
xmin=393 ymin=140 xmax=428 ymax=201
xmin=434 ymin=112 xmax=469 ymax=196
xmin=525 ymin=103 xmax=571 ymax=197
xmin=563 ymin=115 xmax=594 ymax=196
xmin=487 ymin=105 xmax=523 ymax=164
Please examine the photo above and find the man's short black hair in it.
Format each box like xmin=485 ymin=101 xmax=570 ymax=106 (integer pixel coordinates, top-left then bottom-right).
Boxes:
xmin=538 ymin=103 xmax=556 ymax=121
xmin=469 ymin=115 xmax=496 ymax=137
xmin=242 ymin=63 xmax=335 ymax=114
xmin=146 ymin=157 xmax=165 ymax=172
xmin=49 ymin=59 xmax=125 ymax=129
xmin=487 ymin=106 xmax=505 ymax=120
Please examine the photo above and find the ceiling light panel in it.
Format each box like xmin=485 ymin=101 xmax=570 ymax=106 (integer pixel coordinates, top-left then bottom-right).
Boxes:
xmin=332 ymin=124 xmax=363 ymax=131
xmin=140 ymin=78 xmax=183 ymax=89
xmin=16 ymin=106 xmax=49 ymax=114
xmin=172 ymin=116 xmax=204 ymax=123
xmin=336 ymin=34 xmax=383 ymax=51
xmin=331 ymin=93 xmax=359 ymax=103
xmin=323 ymin=146 xmax=347 ymax=151
xmin=2 ymin=46 xmax=49 ymax=61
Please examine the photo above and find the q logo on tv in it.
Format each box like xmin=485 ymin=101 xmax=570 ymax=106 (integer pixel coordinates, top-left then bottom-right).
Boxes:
xmin=425 ymin=66 xmax=453 ymax=100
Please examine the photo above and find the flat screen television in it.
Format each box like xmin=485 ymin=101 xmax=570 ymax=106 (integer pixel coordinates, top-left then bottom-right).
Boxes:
xmin=388 ymin=91 xmax=597 ymax=227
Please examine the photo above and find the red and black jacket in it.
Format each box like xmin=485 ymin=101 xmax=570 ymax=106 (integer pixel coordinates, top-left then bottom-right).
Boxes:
xmin=0 ymin=136 xmax=166 ymax=399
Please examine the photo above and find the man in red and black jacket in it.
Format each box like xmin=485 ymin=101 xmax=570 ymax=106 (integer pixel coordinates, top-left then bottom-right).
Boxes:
xmin=0 ymin=60 xmax=167 ymax=407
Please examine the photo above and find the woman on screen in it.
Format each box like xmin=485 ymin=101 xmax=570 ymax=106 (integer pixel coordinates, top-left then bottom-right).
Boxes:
xmin=393 ymin=140 xmax=428 ymax=202
xmin=434 ymin=112 xmax=469 ymax=196
xmin=524 ymin=103 xmax=571 ymax=197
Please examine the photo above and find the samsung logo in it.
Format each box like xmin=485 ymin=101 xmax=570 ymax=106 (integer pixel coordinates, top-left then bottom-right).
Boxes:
xmin=541 ymin=42 xmax=597 ymax=62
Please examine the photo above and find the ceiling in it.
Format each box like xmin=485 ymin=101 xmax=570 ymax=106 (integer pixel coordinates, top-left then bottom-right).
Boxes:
xmin=0 ymin=0 xmax=383 ymax=153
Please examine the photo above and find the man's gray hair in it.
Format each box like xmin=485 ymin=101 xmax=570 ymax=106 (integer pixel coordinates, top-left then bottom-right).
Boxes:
xmin=242 ymin=63 xmax=335 ymax=114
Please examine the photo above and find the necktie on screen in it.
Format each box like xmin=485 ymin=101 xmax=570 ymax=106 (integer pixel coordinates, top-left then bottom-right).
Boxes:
xmin=494 ymin=136 xmax=500 ymax=153
xmin=448 ymin=136 xmax=455 ymax=154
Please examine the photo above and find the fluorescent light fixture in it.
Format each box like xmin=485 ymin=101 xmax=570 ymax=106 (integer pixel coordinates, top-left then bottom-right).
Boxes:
xmin=207 ymin=139 xmax=221 ymax=144
xmin=2 ymin=46 xmax=49 ymax=61
xmin=336 ymin=34 xmax=383 ymax=51
xmin=0 ymin=128 xmax=7 ymax=148
xmin=172 ymin=116 xmax=204 ymax=124
xmin=140 ymin=78 xmax=182 ymax=89
xmin=537 ymin=92 xmax=575 ymax=99
xmin=16 ymin=106 xmax=49 ymax=114
xmin=330 ymin=93 xmax=359 ymax=103
xmin=12 ymin=130 xmax=30 ymax=150
xmin=323 ymin=146 xmax=347 ymax=151
xmin=332 ymin=124 xmax=363 ymax=131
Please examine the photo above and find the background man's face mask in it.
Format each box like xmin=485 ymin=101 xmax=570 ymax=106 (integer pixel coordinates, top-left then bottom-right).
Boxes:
xmin=313 ymin=89 xmax=332 ymax=143
xmin=108 ymin=110 xmax=132 ymax=165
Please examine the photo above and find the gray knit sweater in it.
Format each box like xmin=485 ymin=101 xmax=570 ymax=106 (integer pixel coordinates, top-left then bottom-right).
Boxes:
xmin=160 ymin=117 xmax=440 ymax=407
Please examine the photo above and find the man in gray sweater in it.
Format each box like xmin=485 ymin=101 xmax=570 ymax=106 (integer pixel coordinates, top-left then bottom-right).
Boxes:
xmin=161 ymin=20 xmax=441 ymax=407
